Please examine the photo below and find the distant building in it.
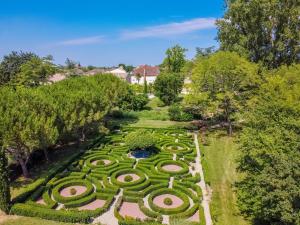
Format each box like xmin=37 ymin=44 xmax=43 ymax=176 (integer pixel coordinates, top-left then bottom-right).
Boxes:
xmin=109 ymin=67 xmax=128 ymax=80
xmin=131 ymin=65 xmax=160 ymax=84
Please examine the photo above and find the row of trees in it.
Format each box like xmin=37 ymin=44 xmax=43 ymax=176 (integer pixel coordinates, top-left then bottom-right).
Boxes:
xmin=0 ymin=74 xmax=130 ymax=178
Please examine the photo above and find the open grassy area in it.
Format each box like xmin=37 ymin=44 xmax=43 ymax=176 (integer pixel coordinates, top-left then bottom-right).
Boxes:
xmin=0 ymin=215 xmax=84 ymax=225
xmin=112 ymin=97 xmax=190 ymax=129
xmin=200 ymin=131 xmax=249 ymax=225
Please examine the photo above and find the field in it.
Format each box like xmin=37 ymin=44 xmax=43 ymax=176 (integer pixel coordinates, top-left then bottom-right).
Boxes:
xmin=8 ymin=128 xmax=205 ymax=225
xmin=200 ymin=131 xmax=249 ymax=225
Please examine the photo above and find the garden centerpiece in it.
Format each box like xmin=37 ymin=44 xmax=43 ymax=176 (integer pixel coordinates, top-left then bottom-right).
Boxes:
xmin=125 ymin=129 xmax=158 ymax=158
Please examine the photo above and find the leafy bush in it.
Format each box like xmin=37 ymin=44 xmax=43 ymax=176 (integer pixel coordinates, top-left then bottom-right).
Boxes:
xmin=124 ymin=175 xmax=133 ymax=182
xmin=164 ymin=197 xmax=173 ymax=205
xmin=70 ymin=188 xmax=77 ymax=196
xmin=168 ymin=104 xmax=193 ymax=121
xmin=125 ymin=129 xmax=157 ymax=151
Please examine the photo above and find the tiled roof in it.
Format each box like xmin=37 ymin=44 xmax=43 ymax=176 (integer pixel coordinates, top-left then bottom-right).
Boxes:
xmin=133 ymin=65 xmax=160 ymax=76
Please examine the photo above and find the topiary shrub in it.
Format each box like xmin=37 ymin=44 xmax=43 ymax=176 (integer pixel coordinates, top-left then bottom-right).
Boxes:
xmin=70 ymin=188 xmax=77 ymax=196
xmin=125 ymin=129 xmax=157 ymax=151
xmin=96 ymin=160 xmax=105 ymax=166
xmin=124 ymin=175 xmax=133 ymax=182
xmin=164 ymin=197 xmax=173 ymax=206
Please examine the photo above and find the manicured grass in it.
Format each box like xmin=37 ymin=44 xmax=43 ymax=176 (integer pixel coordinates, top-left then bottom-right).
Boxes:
xmin=0 ymin=216 xmax=85 ymax=225
xmin=200 ymin=131 xmax=249 ymax=225
xmin=129 ymin=119 xmax=188 ymax=128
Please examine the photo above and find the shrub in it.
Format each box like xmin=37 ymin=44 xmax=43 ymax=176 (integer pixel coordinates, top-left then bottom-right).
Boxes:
xmin=164 ymin=197 xmax=173 ymax=206
xmin=70 ymin=188 xmax=77 ymax=196
xmin=125 ymin=129 xmax=157 ymax=151
xmin=124 ymin=175 xmax=133 ymax=182
xmin=168 ymin=104 xmax=193 ymax=121
xmin=97 ymin=160 xmax=105 ymax=166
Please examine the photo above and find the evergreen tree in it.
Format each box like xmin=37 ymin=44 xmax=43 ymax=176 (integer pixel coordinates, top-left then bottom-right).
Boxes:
xmin=0 ymin=147 xmax=10 ymax=214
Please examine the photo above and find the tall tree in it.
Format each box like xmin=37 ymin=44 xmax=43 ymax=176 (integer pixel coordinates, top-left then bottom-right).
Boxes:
xmin=217 ymin=0 xmax=300 ymax=68
xmin=13 ymin=56 xmax=56 ymax=87
xmin=0 ymin=147 xmax=10 ymax=214
xmin=154 ymin=72 xmax=184 ymax=105
xmin=65 ymin=58 xmax=77 ymax=69
xmin=0 ymin=51 xmax=37 ymax=85
xmin=237 ymin=65 xmax=300 ymax=225
xmin=187 ymin=51 xmax=259 ymax=135
xmin=162 ymin=45 xmax=187 ymax=73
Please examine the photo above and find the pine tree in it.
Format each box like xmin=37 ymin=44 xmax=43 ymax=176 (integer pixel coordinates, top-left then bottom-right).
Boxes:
xmin=0 ymin=147 xmax=10 ymax=213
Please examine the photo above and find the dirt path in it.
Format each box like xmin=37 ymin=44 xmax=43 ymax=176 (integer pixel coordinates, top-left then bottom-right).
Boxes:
xmin=194 ymin=133 xmax=213 ymax=225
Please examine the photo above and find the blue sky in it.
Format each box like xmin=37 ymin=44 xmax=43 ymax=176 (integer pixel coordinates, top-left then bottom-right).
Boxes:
xmin=0 ymin=0 xmax=224 ymax=66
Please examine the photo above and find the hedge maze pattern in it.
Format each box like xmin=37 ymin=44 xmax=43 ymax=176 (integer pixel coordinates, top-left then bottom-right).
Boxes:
xmin=11 ymin=128 xmax=205 ymax=224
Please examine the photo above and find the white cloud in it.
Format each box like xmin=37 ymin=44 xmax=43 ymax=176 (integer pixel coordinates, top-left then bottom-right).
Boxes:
xmin=57 ymin=35 xmax=105 ymax=46
xmin=120 ymin=17 xmax=216 ymax=40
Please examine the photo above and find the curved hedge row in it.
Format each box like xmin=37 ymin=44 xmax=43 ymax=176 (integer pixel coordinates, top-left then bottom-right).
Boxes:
xmin=148 ymin=188 xmax=190 ymax=215
xmin=156 ymin=160 xmax=189 ymax=175
xmin=111 ymin=169 xmax=146 ymax=188
xmin=52 ymin=180 xmax=94 ymax=203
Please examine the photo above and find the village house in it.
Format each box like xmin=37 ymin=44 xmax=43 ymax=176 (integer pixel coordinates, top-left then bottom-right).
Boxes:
xmin=131 ymin=65 xmax=159 ymax=84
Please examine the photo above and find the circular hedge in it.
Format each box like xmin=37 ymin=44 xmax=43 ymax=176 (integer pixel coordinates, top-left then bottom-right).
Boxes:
xmin=110 ymin=169 xmax=146 ymax=187
xmin=148 ymin=188 xmax=190 ymax=215
xmin=157 ymin=160 xmax=189 ymax=175
xmin=85 ymin=155 xmax=115 ymax=169
xmin=52 ymin=180 xmax=94 ymax=203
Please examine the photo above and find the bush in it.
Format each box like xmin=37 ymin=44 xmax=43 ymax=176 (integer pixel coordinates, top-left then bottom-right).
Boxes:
xmin=70 ymin=188 xmax=77 ymax=196
xmin=125 ymin=129 xmax=157 ymax=151
xmin=164 ymin=197 xmax=173 ymax=205
xmin=168 ymin=104 xmax=193 ymax=121
xmin=124 ymin=175 xmax=133 ymax=182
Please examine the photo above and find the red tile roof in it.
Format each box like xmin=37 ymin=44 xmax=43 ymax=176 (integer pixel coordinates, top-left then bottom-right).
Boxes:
xmin=133 ymin=65 xmax=160 ymax=76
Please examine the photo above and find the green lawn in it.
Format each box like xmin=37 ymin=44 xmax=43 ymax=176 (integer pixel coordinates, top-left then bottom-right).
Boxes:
xmin=0 ymin=216 xmax=84 ymax=225
xmin=200 ymin=131 xmax=249 ymax=225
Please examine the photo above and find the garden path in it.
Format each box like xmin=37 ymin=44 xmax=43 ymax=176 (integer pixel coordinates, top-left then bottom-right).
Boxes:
xmin=194 ymin=133 xmax=213 ymax=225
xmin=93 ymin=189 xmax=123 ymax=225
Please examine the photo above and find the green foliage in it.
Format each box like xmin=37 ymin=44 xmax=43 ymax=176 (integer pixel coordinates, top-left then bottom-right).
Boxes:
xmin=161 ymin=45 xmax=187 ymax=73
xmin=154 ymin=73 xmax=184 ymax=105
xmin=216 ymin=0 xmax=300 ymax=68
xmin=65 ymin=58 xmax=77 ymax=69
xmin=0 ymin=51 xmax=37 ymax=85
xmin=125 ymin=129 xmax=156 ymax=151
xmin=124 ymin=175 xmax=133 ymax=182
xmin=0 ymin=74 xmax=128 ymax=177
xmin=168 ymin=104 xmax=193 ymax=122
xmin=13 ymin=56 xmax=56 ymax=87
xmin=186 ymin=51 xmax=260 ymax=135
xmin=237 ymin=65 xmax=300 ymax=225
xmin=119 ymin=88 xmax=149 ymax=111
xmin=0 ymin=147 xmax=10 ymax=213
xmin=164 ymin=197 xmax=173 ymax=206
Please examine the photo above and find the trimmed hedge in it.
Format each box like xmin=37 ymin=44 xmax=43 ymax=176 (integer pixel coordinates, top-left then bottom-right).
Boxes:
xmin=156 ymin=160 xmax=189 ymax=175
xmin=148 ymin=188 xmax=190 ymax=215
xmin=111 ymin=169 xmax=146 ymax=188
xmin=52 ymin=180 xmax=94 ymax=203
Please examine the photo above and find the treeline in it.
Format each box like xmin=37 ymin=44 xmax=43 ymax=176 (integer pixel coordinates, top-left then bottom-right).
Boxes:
xmin=0 ymin=74 xmax=146 ymax=178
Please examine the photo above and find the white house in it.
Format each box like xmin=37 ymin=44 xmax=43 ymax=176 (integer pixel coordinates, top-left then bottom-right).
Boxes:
xmin=109 ymin=67 xmax=128 ymax=80
xmin=131 ymin=65 xmax=160 ymax=84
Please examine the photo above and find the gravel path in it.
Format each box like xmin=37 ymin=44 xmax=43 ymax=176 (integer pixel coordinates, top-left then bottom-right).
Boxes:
xmin=194 ymin=133 xmax=213 ymax=225
xmin=93 ymin=189 xmax=123 ymax=225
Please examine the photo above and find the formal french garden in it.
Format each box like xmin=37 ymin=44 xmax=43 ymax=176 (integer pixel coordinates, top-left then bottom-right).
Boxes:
xmin=9 ymin=128 xmax=204 ymax=225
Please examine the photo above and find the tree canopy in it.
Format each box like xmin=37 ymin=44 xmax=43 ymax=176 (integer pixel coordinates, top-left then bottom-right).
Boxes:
xmin=161 ymin=45 xmax=187 ymax=73
xmin=237 ymin=65 xmax=300 ymax=225
xmin=185 ymin=51 xmax=260 ymax=135
xmin=154 ymin=72 xmax=184 ymax=105
xmin=0 ymin=51 xmax=37 ymax=85
xmin=125 ymin=129 xmax=157 ymax=151
xmin=217 ymin=0 xmax=300 ymax=68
